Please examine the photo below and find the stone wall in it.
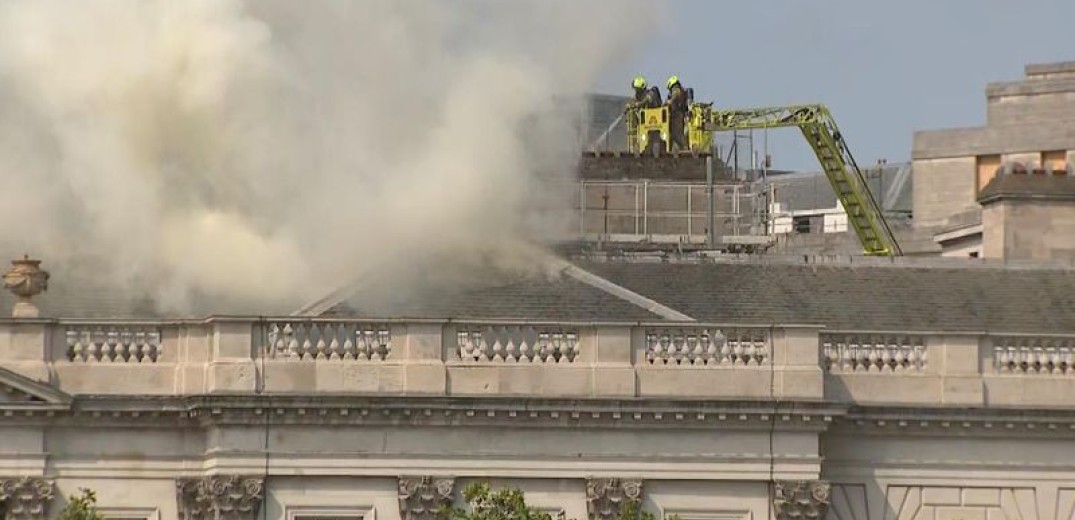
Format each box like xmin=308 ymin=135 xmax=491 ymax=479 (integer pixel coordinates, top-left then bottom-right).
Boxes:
xmin=983 ymin=199 xmax=1075 ymax=261
xmin=910 ymin=157 xmax=978 ymax=229
xmin=5 ymin=319 xmax=1075 ymax=519
xmin=912 ymin=60 xmax=1075 ymax=231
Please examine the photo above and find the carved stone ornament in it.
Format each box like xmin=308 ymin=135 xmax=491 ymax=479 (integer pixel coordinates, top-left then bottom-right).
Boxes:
xmin=0 ymin=477 xmax=54 ymax=520
xmin=398 ymin=476 xmax=455 ymax=520
xmin=586 ymin=478 xmax=643 ymax=520
xmin=2 ymin=256 xmax=49 ymax=318
xmin=176 ymin=475 xmax=265 ymax=520
xmin=772 ymin=480 xmax=831 ymax=520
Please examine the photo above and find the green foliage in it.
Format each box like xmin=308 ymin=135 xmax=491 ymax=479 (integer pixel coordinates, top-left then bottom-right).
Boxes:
xmin=57 ymin=488 xmax=106 ymax=520
xmin=443 ymin=482 xmax=675 ymax=520
xmin=615 ymin=501 xmax=660 ymax=520
xmin=445 ymin=482 xmax=555 ymax=520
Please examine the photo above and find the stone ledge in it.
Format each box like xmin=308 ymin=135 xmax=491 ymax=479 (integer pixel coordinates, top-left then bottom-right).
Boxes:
xmin=1025 ymin=61 xmax=1075 ymax=79
xmin=986 ymin=77 xmax=1075 ymax=98
xmin=978 ymin=173 xmax=1075 ymax=205
xmin=913 ymin=124 xmax=1075 ymax=159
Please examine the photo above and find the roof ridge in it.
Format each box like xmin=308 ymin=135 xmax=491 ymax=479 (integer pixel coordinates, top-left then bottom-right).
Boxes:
xmin=555 ymin=262 xmax=695 ymax=322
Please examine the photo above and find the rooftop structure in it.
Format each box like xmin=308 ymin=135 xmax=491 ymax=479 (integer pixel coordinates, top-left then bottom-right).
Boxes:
xmin=913 ymin=60 xmax=1075 ymax=231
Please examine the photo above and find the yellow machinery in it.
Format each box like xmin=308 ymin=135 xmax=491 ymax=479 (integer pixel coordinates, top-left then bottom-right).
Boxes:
xmin=627 ymin=106 xmax=670 ymax=153
xmin=612 ymin=100 xmax=902 ymax=256
xmin=704 ymin=104 xmax=901 ymax=256
xmin=688 ymin=102 xmax=714 ymax=152
xmin=624 ymin=102 xmax=713 ymax=154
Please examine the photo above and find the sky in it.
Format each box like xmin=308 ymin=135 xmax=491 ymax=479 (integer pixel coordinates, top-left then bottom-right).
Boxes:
xmin=597 ymin=0 xmax=1075 ymax=170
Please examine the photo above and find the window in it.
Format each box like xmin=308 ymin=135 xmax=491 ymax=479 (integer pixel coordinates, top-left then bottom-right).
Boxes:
xmin=98 ymin=507 xmax=160 ymax=520
xmin=295 ymin=517 xmax=365 ymax=520
xmin=662 ymin=509 xmax=750 ymax=520
xmin=1042 ymin=150 xmax=1067 ymax=173
xmin=286 ymin=506 xmax=374 ymax=520
xmin=976 ymin=154 xmax=1001 ymax=195
xmin=792 ymin=216 xmax=812 ymax=234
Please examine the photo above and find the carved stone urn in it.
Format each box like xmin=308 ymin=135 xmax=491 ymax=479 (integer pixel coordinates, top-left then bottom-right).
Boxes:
xmin=2 ymin=255 xmax=50 ymax=318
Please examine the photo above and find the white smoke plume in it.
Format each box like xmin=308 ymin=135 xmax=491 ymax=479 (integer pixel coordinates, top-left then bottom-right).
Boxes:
xmin=0 ymin=0 xmax=654 ymax=314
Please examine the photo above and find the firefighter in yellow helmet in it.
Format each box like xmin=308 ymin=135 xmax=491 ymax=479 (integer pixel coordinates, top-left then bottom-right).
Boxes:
xmin=665 ymin=75 xmax=689 ymax=151
xmin=627 ymin=75 xmax=661 ymax=110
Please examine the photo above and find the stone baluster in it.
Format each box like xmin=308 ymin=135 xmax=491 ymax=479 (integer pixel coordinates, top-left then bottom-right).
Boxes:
xmin=398 ymin=476 xmax=455 ymax=520
xmin=176 ymin=475 xmax=264 ymax=520
xmin=773 ymin=480 xmax=830 ymax=520
xmin=0 ymin=477 xmax=54 ymax=520
xmin=585 ymin=478 xmax=642 ymax=520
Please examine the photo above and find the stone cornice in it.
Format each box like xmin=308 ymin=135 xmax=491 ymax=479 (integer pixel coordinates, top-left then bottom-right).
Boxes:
xmin=0 ymin=365 xmax=72 ymax=409
xmin=33 ymin=395 xmax=842 ymax=431
xmin=1 ymin=395 xmax=845 ymax=432
xmin=834 ymin=406 xmax=1075 ymax=438
xmin=13 ymin=395 xmax=1075 ymax=435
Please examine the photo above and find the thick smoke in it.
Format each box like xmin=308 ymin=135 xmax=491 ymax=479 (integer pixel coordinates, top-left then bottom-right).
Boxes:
xmin=0 ymin=0 xmax=653 ymax=314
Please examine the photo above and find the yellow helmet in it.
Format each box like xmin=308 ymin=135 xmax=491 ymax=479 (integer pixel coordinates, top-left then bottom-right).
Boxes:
xmin=666 ymin=75 xmax=680 ymax=89
xmin=632 ymin=76 xmax=646 ymax=89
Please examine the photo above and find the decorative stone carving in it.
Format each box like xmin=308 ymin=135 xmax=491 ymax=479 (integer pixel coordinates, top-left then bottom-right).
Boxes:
xmin=773 ymin=480 xmax=830 ymax=520
xmin=176 ymin=475 xmax=265 ymax=520
xmin=398 ymin=476 xmax=454 ymax=520
xmin=586 ymin=478 xmax=642 ymax=520
xmin=2 ymin=256 xmax=49 ymax=318
xmin=0 ymin=477 xmax=54 ymax=520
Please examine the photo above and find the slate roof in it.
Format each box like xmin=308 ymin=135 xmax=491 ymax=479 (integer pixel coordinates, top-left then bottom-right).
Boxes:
xmin=580 ymin=259 xmax=1075 ymax=333
xmin=0 ymin=273 xmax=160 ymax=319
xmin=6 ymin=251 xmax=1075 ymax=335
xmin=769 ymin=162 xmax=913 ymax=215
xmin=325 ymin=273 xmax=662 ymax=321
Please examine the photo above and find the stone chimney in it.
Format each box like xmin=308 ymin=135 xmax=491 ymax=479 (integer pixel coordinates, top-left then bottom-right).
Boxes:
xmin=978 ymin=164 xmax=1075 ymax=261
xmin=2 ymin=255 xmax=49 ymax=318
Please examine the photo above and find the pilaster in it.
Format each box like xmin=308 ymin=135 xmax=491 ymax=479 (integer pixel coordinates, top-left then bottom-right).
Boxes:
xmin=772 ymin=480 xmax=830 ymax=520
xmin=398 ymin=476 xmax=455 ymax=520
xmin=176 ymin=475 xmax=265 ymax=520
xmin=585 ymin=478 xmax=642 ymax=520
xmin=0 ymin=477 xmax=53 ymax=520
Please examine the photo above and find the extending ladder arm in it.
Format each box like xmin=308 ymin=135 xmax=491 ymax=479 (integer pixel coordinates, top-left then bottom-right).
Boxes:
xmin=705 ymin=104 xmax=902 ymax=256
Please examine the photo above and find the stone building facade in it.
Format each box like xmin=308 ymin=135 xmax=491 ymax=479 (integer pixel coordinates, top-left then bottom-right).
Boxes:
xmin=912 ymin=60 xmax=1075 ymax=257
xmin=3 ymin=254 xmax=1075 ymax=520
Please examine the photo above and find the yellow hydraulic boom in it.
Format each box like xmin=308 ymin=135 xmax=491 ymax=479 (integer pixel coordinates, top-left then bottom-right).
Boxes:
xmin=605 ymin=101 xmax=901 ymax=256
xmin=704 ymin=104 xmax=902 ymax=256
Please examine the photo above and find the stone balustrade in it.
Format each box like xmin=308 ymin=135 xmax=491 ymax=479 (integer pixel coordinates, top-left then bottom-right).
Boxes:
xmin=262 ymin=320 xmax=392 ymax=360
xmin=993 ymin=336 xmax=1075 ymax=374
xmin=454 ymin=324 xmax=580 ymax=363
xmin=644 ymin=327 xmax=769 ymax=367
xmin=65 ymin=325 xmax=162 ymax=363
xmin=1 ymin=319 xmax=1075 ymax=407
xmin=821 ymin=333 xmax=926 ymax=373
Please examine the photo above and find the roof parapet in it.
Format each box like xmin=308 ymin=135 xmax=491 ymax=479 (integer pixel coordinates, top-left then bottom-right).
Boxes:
xmin=1025 ymin=60 xmax=1075 ymax=80
xmin=574 ymin=251 xmax=1075 ymax=270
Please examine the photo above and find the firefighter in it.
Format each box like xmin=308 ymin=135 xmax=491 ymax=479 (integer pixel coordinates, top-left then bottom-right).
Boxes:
xmin=665 ymin=75 xmax=689 ymax=151
xmin=627 ymin=75 xmax=661 ymax=110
